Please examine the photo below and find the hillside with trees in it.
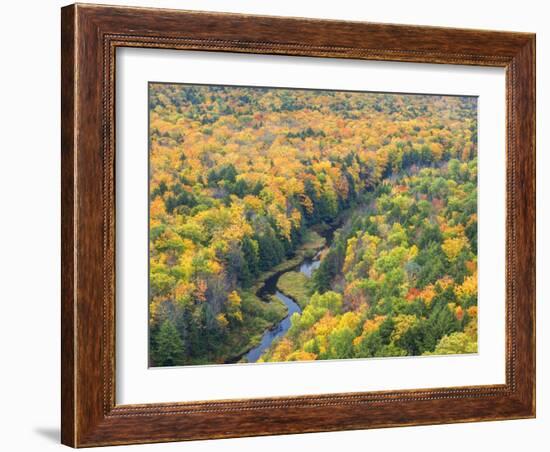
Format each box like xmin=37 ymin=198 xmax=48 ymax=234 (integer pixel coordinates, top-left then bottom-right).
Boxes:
xmin=148 ymin=83 xmax=478 ymax=366
xmin=260 ymin=161 xmax=478 ymax=362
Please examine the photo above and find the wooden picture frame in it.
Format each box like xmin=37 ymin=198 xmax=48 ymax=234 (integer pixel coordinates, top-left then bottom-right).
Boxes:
xmin=61 ymin=3 xmax=535 ymax=447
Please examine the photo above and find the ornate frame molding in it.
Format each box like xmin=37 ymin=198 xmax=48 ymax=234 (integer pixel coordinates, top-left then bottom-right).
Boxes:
xmin=62 ymin=4 xmax=535 ymax=447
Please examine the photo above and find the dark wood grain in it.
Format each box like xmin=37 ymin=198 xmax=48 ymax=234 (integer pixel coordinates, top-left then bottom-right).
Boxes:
xmin=61 ymin=3 xmax=536 ymax=447
xmin=60 ymin=5 xmax=76 ymax=447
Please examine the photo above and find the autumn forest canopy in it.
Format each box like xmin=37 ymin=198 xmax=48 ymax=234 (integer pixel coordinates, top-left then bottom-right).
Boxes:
xmin=148 ymin=83 xmax=478 ymax=367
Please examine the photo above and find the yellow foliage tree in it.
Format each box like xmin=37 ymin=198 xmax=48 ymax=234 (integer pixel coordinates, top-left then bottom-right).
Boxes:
xmin=442 ymin=235 xmax=469 ymax=261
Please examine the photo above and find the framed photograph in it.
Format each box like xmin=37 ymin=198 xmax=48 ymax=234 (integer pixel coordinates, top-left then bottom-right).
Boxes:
xmin=61 ymin=3 xmax=535 ymax=447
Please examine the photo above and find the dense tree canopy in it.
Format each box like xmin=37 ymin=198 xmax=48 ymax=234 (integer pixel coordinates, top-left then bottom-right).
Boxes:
xmin=261 ymin=161 xmax=478 ymax=361
xmin=148 ymin=83 xmax=478 ymax=366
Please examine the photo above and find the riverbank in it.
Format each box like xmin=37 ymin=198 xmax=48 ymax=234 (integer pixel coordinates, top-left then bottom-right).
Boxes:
xmin=240 ymin=211 xmax=359 ymax=362
xmin=276 ymin=271 xmax=310 ymax=309
xmin=223 ymin=291 xmax=288 ymax=362
xmin=250 ymin=230 xmax=325 ymax=295
xmin=224 ymin=229 xmax=326 ymax=363
xmin=226 ymin=210 xmax=362 ymax=363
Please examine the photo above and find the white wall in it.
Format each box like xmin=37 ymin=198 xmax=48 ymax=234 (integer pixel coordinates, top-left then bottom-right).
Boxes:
xmin=0 ymin=1 xmax=546 ymax=451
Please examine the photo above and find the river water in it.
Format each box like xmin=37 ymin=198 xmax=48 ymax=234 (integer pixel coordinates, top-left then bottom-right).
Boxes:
xmin=244 ymin=252 xmax=322 ymax=363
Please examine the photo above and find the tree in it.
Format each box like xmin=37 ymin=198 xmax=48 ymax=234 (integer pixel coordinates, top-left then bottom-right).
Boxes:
xmin=427 ymin=300 xmax=460 ymax=341
xmin=355 ymin=330 xmax=383 ymax=358
xmin=257 ymin=229 xmax=285 ymax=271
xmin=442 ymin=236 xmax=469 ymax=262
xmin=328 ymin=327 xmax=355 ymax=359
xmin=428 ymin=332 xmax=477 ymax=355
xmin=241 ymin=236 xmax=260 ymax=278
xmin=227 ymin=290 xmax=243 ymax=322
xmin=397 ymin=320 xmax=436 ymax=355
xmin=152 ymin=320 xmax=184 ymax=366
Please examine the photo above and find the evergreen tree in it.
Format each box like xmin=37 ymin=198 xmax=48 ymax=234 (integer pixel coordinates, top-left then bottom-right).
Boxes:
xmin=153 ymin=320 xmax=184 ymax=366
xmin=242 ymin=236 xmax=260 ymax=277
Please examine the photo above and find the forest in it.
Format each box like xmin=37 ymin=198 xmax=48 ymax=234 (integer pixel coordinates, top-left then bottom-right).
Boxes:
xmin=148 ymin=83 xmax=478 ymax=366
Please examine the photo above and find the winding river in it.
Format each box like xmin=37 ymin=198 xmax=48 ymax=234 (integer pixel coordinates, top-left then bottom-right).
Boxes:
xmin=243 ymin=255 xmax=321 ymax=363
xmin=243 ymin=224 xmax=338 ymax=363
